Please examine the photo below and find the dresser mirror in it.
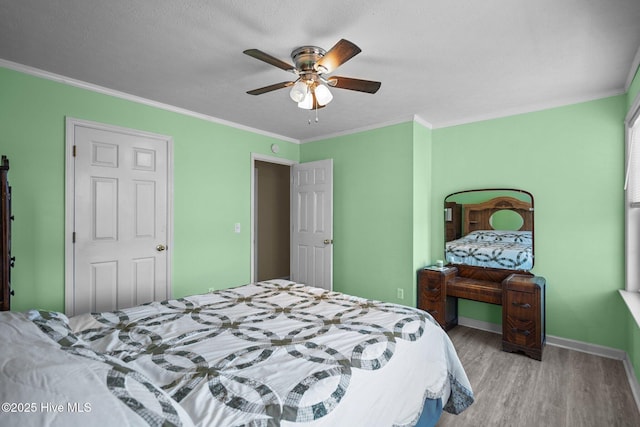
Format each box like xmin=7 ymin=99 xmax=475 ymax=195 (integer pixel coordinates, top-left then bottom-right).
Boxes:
xmin=444 ymin=189 xmax=534 ymax=271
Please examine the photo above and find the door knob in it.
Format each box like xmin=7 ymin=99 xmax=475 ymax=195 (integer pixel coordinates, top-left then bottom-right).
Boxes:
xmin=323 ymin=239 xmax=333 ymax=245
xmin=156 ymin=244 xmax=166 ymax=252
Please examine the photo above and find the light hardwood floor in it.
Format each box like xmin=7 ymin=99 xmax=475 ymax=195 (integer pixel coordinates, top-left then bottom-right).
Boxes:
xmin=437 ymin=326 xmax=640 ymax=427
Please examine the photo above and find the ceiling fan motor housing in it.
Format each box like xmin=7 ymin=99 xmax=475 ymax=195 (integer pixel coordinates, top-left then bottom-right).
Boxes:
xmin=291 ymin=46 xmax=327 ymax=74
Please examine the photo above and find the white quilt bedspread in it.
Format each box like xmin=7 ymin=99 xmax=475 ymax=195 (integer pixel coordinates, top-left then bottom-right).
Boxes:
xmin=446 ymin=230 xmax=533 ymax=270
xmin=0 ymin=280 xmax=473 ymax=426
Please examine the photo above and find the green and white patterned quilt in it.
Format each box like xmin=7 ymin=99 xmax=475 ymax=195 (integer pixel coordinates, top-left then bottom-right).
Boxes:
xmin=0 ymin=280 xmax=473 ymax=426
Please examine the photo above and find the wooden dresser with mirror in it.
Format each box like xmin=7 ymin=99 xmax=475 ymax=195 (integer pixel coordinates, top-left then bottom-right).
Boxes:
xmin=1 ymin=155 xmax=13 ymax=311
xmin=418 ymin=189 xmax=546 ymax=360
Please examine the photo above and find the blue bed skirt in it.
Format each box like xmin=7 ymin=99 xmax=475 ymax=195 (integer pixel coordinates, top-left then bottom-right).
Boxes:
xmin=415 ymin=398 xmax=443 ymax=427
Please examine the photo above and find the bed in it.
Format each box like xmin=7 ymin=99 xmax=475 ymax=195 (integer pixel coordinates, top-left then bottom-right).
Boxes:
xmin=0 ymin=280 xmax=473 ymax=427
xmin=445 ymin=196 xmax=534 ymax=271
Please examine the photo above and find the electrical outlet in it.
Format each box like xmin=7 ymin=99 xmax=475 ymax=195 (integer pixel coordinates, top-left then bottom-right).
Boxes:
xmin=397 ymin=288 xmax=404 ymax=300
xmin=208 ymin=287 xmax=215 ymax=293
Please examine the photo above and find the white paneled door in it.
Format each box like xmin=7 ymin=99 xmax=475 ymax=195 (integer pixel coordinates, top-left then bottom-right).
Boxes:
xmin=290 ymin=159 xmax=333 ymax=291
xmin=66 ymin=119 xmax=171 ymax=316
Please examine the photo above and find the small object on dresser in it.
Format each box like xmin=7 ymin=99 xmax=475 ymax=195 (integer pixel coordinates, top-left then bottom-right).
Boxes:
xmin=425 ymin=264 xmax=448 ymax=271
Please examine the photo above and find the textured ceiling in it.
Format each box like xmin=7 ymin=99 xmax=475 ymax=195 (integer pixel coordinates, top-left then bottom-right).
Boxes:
xmin=1 ymin=0 xmax=639 ymax=142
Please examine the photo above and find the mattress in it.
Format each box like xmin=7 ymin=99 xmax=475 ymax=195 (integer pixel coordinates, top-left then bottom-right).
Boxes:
xmin=0 ymin=280 xmax=473 ymax=426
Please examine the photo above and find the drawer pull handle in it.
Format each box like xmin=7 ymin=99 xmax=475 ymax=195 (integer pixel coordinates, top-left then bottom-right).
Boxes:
xmin=512 ymin=302 xmax=531 ymax=309
xmin=511 ymin=328 xmax=531 ymax=336
xmin=426 ymin=287 xmax=439 ymax=293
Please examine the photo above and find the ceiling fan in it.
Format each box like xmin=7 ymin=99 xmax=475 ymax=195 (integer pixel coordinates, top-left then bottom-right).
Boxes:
xmin=243 ymin=39 xmax=381 ymax=110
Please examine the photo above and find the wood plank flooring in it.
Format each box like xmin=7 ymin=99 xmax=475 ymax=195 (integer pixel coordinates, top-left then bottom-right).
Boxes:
xmin=437 ymin=326 xmax=640 ymax=427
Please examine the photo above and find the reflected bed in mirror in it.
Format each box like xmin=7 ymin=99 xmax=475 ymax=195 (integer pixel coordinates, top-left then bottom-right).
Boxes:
xmin=444 ymin=189 xmax=534 ymax=271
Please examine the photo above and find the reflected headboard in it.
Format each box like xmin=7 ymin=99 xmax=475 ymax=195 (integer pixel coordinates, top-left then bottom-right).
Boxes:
xmin=463 ymin=196 xmax=533 ymax=235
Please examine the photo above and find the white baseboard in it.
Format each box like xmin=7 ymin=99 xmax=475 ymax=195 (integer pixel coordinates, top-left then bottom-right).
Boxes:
xmin=622 ymin=353 xmax=640 ymax=414
xmin=457 ymin=316 xmax=640 ymax=412
xmin=458 ymin=316 xmax=501 ymax=334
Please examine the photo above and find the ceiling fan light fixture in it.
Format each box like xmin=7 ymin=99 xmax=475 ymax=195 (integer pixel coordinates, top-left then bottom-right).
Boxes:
xmin=289 ymin=80 xmax=308 ymax=102
xmin=244 ymin=39 xmax=381 ymax=117
xmin=297 ymin=91 xmax=314 ymax=109
xmin=314 ymin=84 xmax=333 ymax=106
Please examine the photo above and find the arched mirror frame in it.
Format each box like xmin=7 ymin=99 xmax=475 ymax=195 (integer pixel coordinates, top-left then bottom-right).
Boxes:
xmin=444 ymin=188 xmax=534 ymax=272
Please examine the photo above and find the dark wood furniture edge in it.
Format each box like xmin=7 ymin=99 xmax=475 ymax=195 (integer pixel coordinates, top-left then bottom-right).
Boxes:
xmin=1 ymin=155 xmax=11 ymax=311
xmin=502 ymin=340 xmax=543 ymax=360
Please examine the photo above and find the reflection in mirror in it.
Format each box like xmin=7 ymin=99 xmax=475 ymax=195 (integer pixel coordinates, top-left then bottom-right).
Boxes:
xmin=490 ymin=209 xmax=524 ymax=230
xmin=444 ymin=189 xmax=534 ymax=271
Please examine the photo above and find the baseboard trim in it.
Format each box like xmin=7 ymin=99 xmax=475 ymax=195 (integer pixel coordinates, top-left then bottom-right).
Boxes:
xmin=622 ymin=353 xmax=640 ymax=414
xmin=458 ymin=316 xmax=501 ymax=334
xmin=457 ymin=316 xmax=640 ymax=412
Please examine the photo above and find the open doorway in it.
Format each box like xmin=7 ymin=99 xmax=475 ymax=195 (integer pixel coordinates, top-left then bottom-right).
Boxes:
xmin=251 ymin=154 xmax=294 ymax=282
xmin=251 ymin=154 xmax=333 ymax=289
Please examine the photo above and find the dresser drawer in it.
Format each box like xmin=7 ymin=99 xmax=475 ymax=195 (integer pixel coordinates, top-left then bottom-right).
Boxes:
xmin=504 ymin=290 xmax=536 ymax=321
xmin=419 ymin=282 xmax=442 ymax=302
xmin=504 ymin=316 xmax=537 ymax=347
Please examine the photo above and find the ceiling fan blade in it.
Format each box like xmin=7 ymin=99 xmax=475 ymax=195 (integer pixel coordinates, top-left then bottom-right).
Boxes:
xmin=327 ymin=76 xmax=381 ymax=94
xmin=243 ymin=49 xmax=295 ymax=72
xmin=247 ymin=81 xmax=294 ymax=95
xmin=315 ymin=39 xmax=361 ymax=73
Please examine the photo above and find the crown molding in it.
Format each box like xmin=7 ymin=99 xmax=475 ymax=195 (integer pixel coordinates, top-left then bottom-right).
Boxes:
xmin=430 ymin=89 xmax=626 ymax=129
xmin=299 ymin=115 xmax=417 ymax=143
xmin=0 ymin=59 xmax=299 ymax=144
xmin=2 ymin=57 xmax=633 ymax=143
xmin=625 ymin=44 xmax=640 ymax=92
xmin=413 ymin=114 xmax=433 ymax=130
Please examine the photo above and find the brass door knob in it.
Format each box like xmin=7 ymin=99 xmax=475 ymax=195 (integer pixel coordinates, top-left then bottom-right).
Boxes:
xmin=156 ymin=244 xmax=166 ymax=252
xmin=323 ymin=239 xmax=333 ymax=245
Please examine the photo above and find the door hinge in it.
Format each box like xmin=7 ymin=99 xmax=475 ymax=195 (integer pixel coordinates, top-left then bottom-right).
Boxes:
xmin=72 ymin=232 xmax=76 ymax=243
xmin=72 ymin=145 xmax=76 ymax=157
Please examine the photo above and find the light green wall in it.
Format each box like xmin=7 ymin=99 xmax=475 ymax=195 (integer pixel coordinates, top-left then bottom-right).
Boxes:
xmin=3 ymin=63 xmax=639 ymax=382
xmin=0 ymin=67 xmax=298 ymax=312
xmin=300 ymin=122 xmax=419 ymax=305
xmin=412 ymin=122 xmax=432 ymax=281
xmin=432 ymin=95 xmax=627 ymax=349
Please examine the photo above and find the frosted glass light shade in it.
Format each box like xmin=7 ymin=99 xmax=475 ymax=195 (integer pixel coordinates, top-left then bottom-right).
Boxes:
xmin=297 ymin=93 xmax=313 ymax=109
xmin=289 ymin=81 xmax=308 ymax=102
xmin=315 ymin=84 xmax=333 ymax=106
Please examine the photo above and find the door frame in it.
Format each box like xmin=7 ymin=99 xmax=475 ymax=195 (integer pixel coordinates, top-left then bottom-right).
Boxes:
xmin=250 ymin=153 xmax=296 ymax=283
xmin=64 ymin=117 xmax=174 ymax=314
